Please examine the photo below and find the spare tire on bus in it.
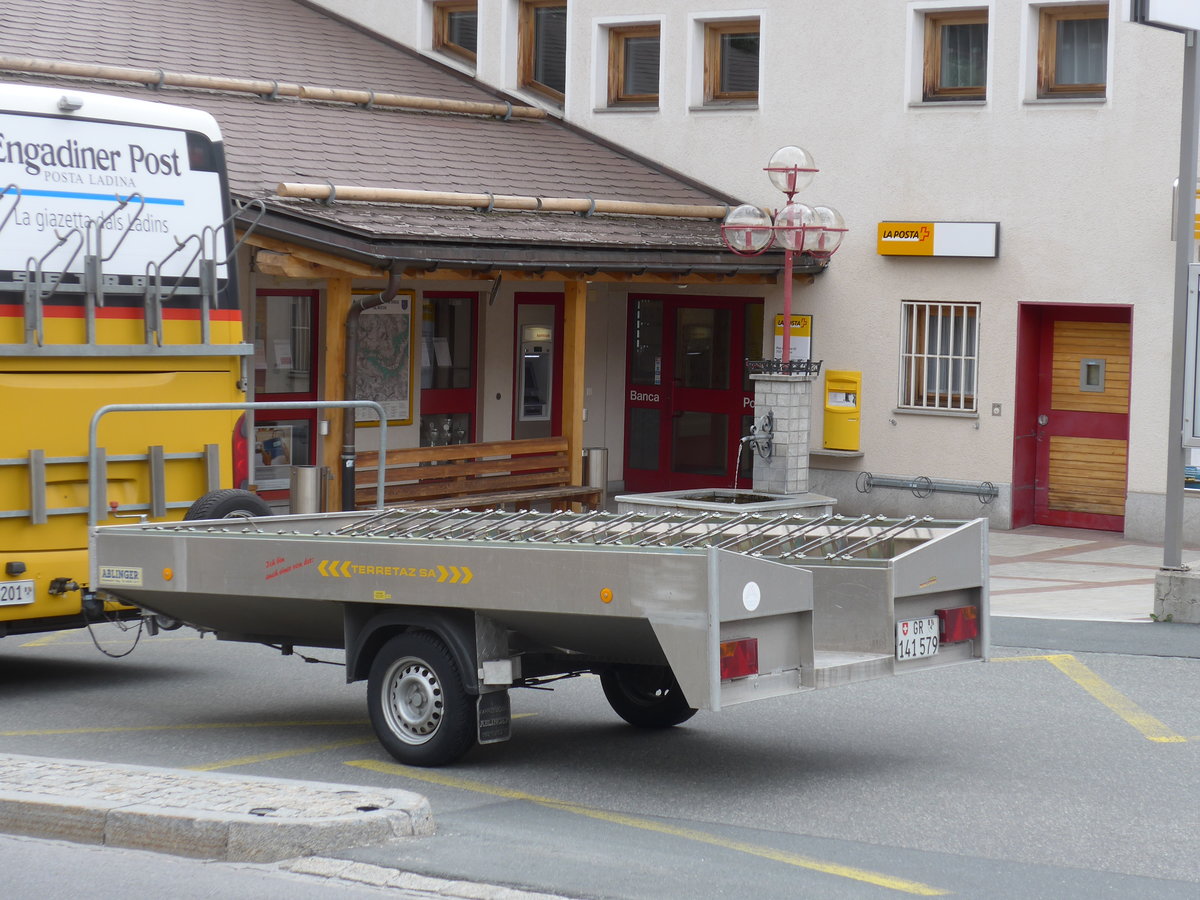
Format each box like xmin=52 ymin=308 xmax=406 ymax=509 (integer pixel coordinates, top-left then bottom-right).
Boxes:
xmin=183 ymin=489 xmax=272 ymax=520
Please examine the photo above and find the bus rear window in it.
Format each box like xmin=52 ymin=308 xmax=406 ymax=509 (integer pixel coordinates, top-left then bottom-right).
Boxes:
xmin=187 ymin=132 xmax=219 ymax=172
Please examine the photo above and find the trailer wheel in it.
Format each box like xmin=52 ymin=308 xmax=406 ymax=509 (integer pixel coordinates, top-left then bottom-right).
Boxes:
xmin=600 ymin=665 xmax=697 ymax=729
xmin=368 ymin=632 xmax=477 ymax=767
xmin=183 ymin=489 xmax=272 ymax=520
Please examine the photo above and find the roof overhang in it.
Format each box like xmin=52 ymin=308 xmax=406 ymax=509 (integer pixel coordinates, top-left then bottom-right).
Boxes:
xmin=236 ymin=200 xmax=827 ymax=283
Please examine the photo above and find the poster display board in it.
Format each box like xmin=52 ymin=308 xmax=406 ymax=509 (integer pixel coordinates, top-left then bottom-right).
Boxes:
xmin=354 ymin=291 xmax=414 ymax=426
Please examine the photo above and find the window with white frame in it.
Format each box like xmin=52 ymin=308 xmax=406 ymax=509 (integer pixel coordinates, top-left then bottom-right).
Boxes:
xmin=923 ymin=9 xmax=988 ymax=101
xmin=1036 ymin=3 xmax=1108 ymax=99
xmin=899 ymin=301 xmax=979 ymax=412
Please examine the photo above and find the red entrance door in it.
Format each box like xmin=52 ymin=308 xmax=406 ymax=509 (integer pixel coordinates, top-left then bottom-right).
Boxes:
xmin=419 ymin=291 xmax=479 ymax=445
xmin=624 ymin=295 xmax=763 ymax=493
xmin=253 ymin=289 xmax=319 ymax=504
xmin=1013 ymin=304 xmax=1131 ymax=531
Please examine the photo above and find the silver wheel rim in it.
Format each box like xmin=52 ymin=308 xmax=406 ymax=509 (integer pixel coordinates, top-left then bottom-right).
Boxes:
xmin=381 ymin=655 xmax=444 ymax=745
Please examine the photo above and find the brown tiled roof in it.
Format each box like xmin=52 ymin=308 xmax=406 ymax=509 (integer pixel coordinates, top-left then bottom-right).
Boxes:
xmin=1 ymin=0 xmax=761 ymax=269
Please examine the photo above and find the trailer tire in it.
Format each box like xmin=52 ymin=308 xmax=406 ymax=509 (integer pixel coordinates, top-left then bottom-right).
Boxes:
xmin=368 ymin=632 xmax=477 ymax=767
xmin=600 ymin=666 xmax=697 ymax=729
xmin=183 ymin=489 xmax=272 ymax=520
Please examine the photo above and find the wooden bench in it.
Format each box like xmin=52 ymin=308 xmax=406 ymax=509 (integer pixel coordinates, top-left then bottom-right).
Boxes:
xmin=354 ymin=436 xmax=602 ymax=512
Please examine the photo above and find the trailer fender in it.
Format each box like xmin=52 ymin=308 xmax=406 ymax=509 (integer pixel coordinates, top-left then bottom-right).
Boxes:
xmin=344 ymin=605 xmax=479 ymax=693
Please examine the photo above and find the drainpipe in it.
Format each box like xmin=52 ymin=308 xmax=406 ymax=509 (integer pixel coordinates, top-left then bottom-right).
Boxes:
xmin=341 ymin=265 xmax=402 ymax=510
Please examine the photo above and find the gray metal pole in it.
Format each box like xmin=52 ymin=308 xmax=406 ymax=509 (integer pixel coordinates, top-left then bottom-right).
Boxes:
xmin=1165 ymin=32 xmax=1200 ymax=569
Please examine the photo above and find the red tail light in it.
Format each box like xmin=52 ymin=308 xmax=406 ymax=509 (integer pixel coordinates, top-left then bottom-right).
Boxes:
xmin=232 ymin=413 xmax=249 ymax=489
xmin=720 ymin=638 xmax=759 ymax=680
xmin=936 ymin=605 xmax=979 ymax=643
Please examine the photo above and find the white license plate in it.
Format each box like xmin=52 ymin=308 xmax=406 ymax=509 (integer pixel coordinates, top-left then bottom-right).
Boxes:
xmin=0 ymin=579 xmax=35 ymax=606
xmin=896 ymin=616 xmax=939 ymax=660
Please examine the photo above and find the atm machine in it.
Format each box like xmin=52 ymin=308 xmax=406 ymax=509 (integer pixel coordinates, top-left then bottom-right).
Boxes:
xmin=519 ymin=324 xmax=553 ymax=422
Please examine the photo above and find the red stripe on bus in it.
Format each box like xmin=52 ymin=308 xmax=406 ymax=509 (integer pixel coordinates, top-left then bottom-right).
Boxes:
xmin=0 ymin=304 xmax=241 ymax=322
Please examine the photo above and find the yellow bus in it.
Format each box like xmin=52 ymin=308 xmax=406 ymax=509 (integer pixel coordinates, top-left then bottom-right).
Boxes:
xmin=0 ymin=83 xmax=253 ymax=638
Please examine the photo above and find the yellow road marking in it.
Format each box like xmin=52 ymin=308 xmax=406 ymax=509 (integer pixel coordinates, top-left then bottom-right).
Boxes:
xmin=347 ymin=760 xmax=948 ymax=896
xmin=189 ymin=737 xmax=378 ymax=771
xmin=0 ymin=719 xmax=368 ymax=737
xmin=1 ymin=713 xmax=536 ymax=739
xmin=993 ymin=655 xmax=1188 ymax=743
xmin=181 ymin=714 xmax=534 ymax=770
xmin=19 ymin=630 xmax=70 ymax=648
xmin=17 ymin=631 xmax=205 ymax=648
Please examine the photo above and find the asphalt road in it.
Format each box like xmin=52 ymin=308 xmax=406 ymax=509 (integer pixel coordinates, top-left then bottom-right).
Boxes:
xmin=2 ymin=620 xmax=1198 ymax=898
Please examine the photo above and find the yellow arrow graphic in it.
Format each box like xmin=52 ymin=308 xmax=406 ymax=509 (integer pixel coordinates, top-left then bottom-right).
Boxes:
xmin=461 ymin=567 xmax=473 ymax=585
xmin=340 ymin=561 xmax=354 ymax=578
xmin=437 ymin=565 xmax=449 ymax=583
xmin=318 ymin=560 xmax=331 ymax=576
xmin=449 ymin=566 xmax=461 ymax=584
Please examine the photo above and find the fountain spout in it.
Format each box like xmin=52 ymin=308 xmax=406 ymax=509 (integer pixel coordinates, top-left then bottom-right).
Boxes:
xmin=741 ymin=410 xmax=774 ymax=461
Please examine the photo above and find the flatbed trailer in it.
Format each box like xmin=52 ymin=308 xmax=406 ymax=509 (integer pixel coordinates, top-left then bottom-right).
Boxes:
xmin=92 ymin=507 xmax=989 ymax=766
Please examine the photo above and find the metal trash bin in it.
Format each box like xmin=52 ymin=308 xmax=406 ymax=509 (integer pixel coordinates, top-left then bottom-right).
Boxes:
xmin=584 ymin=447 xmax=609 ymax=511
xmin=289 ymin=465 xmax=322 ymax=514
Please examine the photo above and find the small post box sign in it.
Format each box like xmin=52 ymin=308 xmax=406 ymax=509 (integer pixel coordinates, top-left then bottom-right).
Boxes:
xmin=877 ymin=221 xmax=998 ymax=258
xmin=773 ymin=314 xmax=812 ymax=360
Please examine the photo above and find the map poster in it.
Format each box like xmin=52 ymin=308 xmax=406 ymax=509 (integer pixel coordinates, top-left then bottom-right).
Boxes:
xmin=353 ymin=291 xmax=414 ymax=426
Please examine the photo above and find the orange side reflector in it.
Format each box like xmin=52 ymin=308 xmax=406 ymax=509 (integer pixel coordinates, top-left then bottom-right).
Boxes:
xmin=720 ymin=637 xmax=759 ymax=680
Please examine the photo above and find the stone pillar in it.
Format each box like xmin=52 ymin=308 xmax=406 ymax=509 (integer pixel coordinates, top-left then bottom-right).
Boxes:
xmin=750 ymin=373 xmax=815 ymax=496
xmin=1154 ymin=570 xmax=1200 ymax=623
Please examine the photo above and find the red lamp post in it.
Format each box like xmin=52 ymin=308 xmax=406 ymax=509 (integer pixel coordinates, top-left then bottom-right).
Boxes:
xmin=719 ymin=146 xmax=847 ymax=367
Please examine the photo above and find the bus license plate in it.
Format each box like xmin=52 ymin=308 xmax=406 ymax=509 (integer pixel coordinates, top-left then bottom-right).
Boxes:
xmin=896 ymin=616 xmax=939 ymax=661
xmin=0 ymin=580 xmax=35 ymax=606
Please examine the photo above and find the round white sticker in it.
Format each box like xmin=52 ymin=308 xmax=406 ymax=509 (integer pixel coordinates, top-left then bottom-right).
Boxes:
xmin=742 ymin=581 xmax=761 ymax=612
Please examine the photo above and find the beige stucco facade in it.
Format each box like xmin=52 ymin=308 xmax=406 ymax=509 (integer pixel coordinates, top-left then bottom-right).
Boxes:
xmin=310 ymin=0 xmax=1200 ymax=539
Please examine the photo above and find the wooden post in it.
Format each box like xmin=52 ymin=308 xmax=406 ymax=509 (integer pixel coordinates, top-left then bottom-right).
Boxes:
xmin=562 ymin=280 xmax=587 ymax=489
xmin=323 ymin=277 xmax=353 ymax=511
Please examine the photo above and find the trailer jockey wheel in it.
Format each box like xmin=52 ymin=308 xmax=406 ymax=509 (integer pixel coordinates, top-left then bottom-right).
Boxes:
xmin=368 ymin=631 xmax=477 ymax=767
xmin=600 ymin=665 xmax=697 ymax=729
xmin=183 ymin=489 xmax=273 ymax=520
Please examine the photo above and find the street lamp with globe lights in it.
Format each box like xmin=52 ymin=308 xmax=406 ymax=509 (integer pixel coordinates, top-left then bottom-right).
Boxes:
xmin=720 ymin=146 xmax=847 ymax=367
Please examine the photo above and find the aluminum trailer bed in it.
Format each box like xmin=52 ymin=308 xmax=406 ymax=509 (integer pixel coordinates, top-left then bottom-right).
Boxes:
xmin=92 ymin=507 xmax=989 ymax=765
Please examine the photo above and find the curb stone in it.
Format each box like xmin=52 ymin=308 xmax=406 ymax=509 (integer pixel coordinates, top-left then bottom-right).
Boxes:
xmin=0 ymin=752 xmax=433 ymax=862
xmin=284 ymin=857 xmax=581 ymax=900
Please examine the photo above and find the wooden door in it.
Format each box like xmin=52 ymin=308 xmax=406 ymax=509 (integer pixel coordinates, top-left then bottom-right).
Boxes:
xmin=1033 ymin=316 xmax=1131 ymax=530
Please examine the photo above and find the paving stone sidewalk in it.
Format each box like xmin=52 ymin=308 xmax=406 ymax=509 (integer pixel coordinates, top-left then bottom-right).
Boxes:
xmin=0 ymin=751 xmax=432 ymax=862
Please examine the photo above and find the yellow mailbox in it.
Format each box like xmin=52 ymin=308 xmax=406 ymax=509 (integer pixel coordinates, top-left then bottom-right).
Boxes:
xmin=824 ymin=370 xmax=861 ymax=451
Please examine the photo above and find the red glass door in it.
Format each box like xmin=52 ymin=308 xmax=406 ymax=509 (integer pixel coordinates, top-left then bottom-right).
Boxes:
xmin=624 ymin=295 xmax=761 ymax=493
xmin=419 ymin=291 xmax=479 ymax=445
xmin=253 ymin=289 xmax=318 ymax=501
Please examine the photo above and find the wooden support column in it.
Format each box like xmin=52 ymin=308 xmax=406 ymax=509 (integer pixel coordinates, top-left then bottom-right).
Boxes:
xmin=323 ymin=277 xmax=353 ymax=511
xmin=561 ymin=280 xmax=587 ymax=487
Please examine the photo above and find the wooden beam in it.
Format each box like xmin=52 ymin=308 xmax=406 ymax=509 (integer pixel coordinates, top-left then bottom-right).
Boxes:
xmin=561 ymin=280 xmax=587 ymax=492
xmin=323 ymin=277 xmax=353 ymax=511
xmin=240 ymin=232 xmax=386 ymax=278
xmin=254 ymin=250 xmax=352 ymax=280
